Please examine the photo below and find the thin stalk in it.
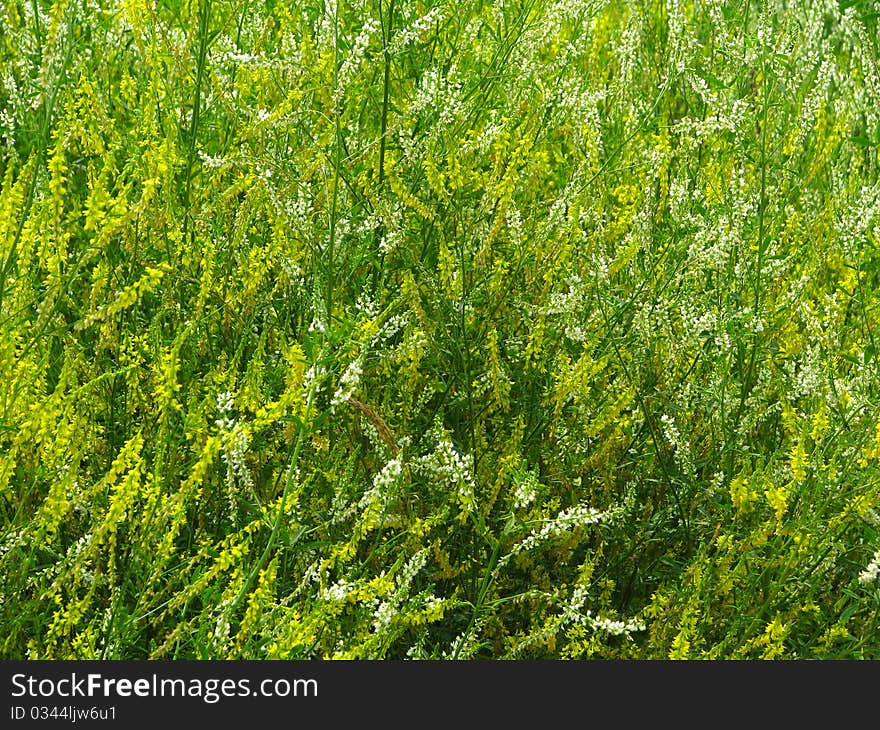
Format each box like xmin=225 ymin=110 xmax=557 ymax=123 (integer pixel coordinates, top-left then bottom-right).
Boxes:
xmin=0 ymin=1 xmax=75 ymax=317
xmin=327 ymin=0 xmax=342 ymax=325
xmin=182 ymin=0 xmax=212 ymax=248
xmin=727 ymin=57 xmax=773 ymax=476
xmin=452 ymin=538 xmax=502 ymax=660
xmin=327 ymin=139 xmax=340 ymax=325
xmin=230 ymin=383 xmax=319 ymax=618
xmin=372 ymin=0 xmax=395 ymax=292
xmin=377 ymin=0 xmax=394 ymax=190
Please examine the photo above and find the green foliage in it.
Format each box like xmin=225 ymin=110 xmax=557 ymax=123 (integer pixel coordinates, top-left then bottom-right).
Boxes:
xmin=2 ymin=0 xmax=880 ymax=658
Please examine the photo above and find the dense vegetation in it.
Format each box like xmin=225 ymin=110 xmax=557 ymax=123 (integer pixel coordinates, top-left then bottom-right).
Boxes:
xmin=2 ymin=0 xmax=880 ymax=658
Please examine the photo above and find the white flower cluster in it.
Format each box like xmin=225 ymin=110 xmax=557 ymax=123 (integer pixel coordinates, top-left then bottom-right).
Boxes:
xmin=330 ymin=485 xmax=359 ymax=526
xmin=461 ymin=118 xmax=504 ymax=156
xmin=615 ymin=13 xmax=643 ymax=117
xmin=322 ymin=577 xmax=355 ymax=603
xmin=563 ymin=586 xmax=645 ymax=638
xmin=331 ymin=357 xmax=364 ymax=408
xmin=373 ymin=458 xmax=402 ymax=491
xmin=303 ymin=361 xmax=327 ymax=391
xmin=211 ymin=38 xmax=302 ymax=71
xmin=371 ymin=549 xmax=429 ymax=631
xmin=424 ymin=439 xmax=474 ymax=491
xmin=335 ymin=18 xmax=381 ymax=104
xmin=860 ymin=509 xmax=880 ymax=528
xmin=660 ymin=412 xmax=695 ymax=478
xmin=389 ymin=6 xmax=445 ymax=54
xmin=215 ymin=390 xmax=235 ymax=428
xmin=858 ymin=550 xmax=880 ymax=585
xmin=511 ymin=469 xmax=539 ymax=510
xmin=0 ymin=529 xmax=25 ymax=560
xmin=501 ymin=502 xmax=609 ymax=566
xmin=355 ymin=291 xmax=380 ymax=320
xmin=545 ymin=274 xmax=593 ymax=343
xmin=215 ymin=391 xmax=253 ymax=514
xmin=508 ymin=578 xmax=645 ymax=658
xmin=410 ymin=432 xmax=477 ymax=517
xmin=197 ymin=149 xmax=226 ymax=169
xmin=399 ymin=549 xmax=428 ymax=586
xmin=379 ymin=205 xmax=406 ymax=256
xmin=408 ymin=65 xmax=463 ymax=127
xmin=212 ymin=600 xmax=232 ymax=651
xmin=222 ymin=425 xmax=253 ymax=502
xmin=836 ymin=185 xmax=880 ymax=259
xmin=781 ymin=344 xmax=824 ymax=400
xmin=315 ymin=0 xmax=338 ymax=53
xmin=358 ymin=476 xmax=389 ymax=514
xmin=445 ymin=612 xmax=491 ymax=659
xmin=671 ymin=103 xmax=745 ymax=150
xmin=581 ymin=610 xmax=646 ymax=636
xmin=374 ymin=314 xmax=410 ymax=353
xmin=686 ymin=217 xmax=737 ymax=277
xmin=0 ymin=108 xmax=16 ymax=152
xmin=372 ymin=600 xmax=396 ymax=629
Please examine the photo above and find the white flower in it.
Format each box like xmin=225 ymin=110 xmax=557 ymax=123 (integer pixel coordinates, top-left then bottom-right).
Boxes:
xmin=197 ymin=150 xmax=225 ymax=169
xmin=372 ymin=600 xmax=395 ymax=630
xmin=501 ymin=502 xmax=610 ymax=565
xmin=582 ymin=610 xmax=646 ymax=636
xmin=389 ymin=6 xmax=445 ymax=53
xmin=322 ymin=579 xmax=353 ymax=603
xmin=216 ymin=390 xmax=234 ymax=414
xmin=859 ymin=550 xmax=880 ymax=585
xmin=373 ymin=458 xmax=403 ymax=490
xmin=335 ymin=18 xmax=382 ymax=103
xmin=511 ymin=469 xmax=539 ymax=510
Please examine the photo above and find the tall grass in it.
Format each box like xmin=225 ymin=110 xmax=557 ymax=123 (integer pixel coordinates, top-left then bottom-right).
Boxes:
xmin=1 ymin=0 xmax=880 ymax=658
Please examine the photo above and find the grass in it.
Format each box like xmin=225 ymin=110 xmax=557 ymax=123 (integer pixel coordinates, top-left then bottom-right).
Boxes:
xmin=1 ymin=0 xmax=880 ymax=659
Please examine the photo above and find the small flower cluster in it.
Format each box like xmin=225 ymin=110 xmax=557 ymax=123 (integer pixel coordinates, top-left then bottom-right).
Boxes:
xmin=501 ymin=502 xmax=610 ymax=567
xmin=858 ymin=550 xmax=880 ymax=586
xmin=331 ymin=358 xmax=364 ymax=409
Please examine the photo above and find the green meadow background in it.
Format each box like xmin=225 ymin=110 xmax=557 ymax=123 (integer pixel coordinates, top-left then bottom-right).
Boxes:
xmin=2 ymin=0 xmax=880 ymax=658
